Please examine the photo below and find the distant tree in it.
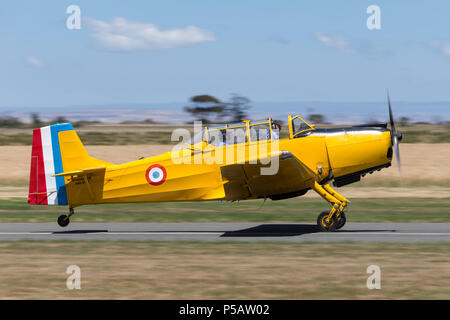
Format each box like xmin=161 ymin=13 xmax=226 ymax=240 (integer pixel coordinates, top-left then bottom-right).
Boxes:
xmin=184 ymin=95 xmax=226 ymax=123
xmin=308 ymin=114 xmax=326 ymax=124
xmin=0 ymin=116 xmax=23 ymax=128
xmin=365 ymin=116 xmax=379 ymax=124
xmin=50 ymin=116 xmax=69 ymax=124
xmin=225 ymin=94 xmax=251 ymax=123
xmin=191 ymin=95 xmax=221 ymax=104
xmin=31 ymin=113 xmax=44 ymax=128
xmin=272 ymin=119 xmax=284 ymax=125
xmin=184 ymin=94 xmax=252 ymax=124
xmin=73 ymin=120 xmax=100 ymax=128
xmin=399 ymin=116 xmax=411 ymax=126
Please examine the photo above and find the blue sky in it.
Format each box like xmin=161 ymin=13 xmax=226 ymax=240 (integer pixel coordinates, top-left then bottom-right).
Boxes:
xmin=1 ymin=0 xmax=450 ymax=109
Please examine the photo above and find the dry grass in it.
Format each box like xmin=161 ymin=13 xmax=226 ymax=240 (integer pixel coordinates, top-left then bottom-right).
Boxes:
xmin=365 ymin=143 xmax=450 ymax=185
xmin=0 ymin=241 xmax=448 ymax=300
xmin=1 ymin=143 xmax=449 ymax=185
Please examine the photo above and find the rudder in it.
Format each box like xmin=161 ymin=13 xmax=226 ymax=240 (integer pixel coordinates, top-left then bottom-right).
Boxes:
xmin=28 ymin=123 xmax=112 ymax=206
xmin=28 ymin=123 xmax=73 ymax=205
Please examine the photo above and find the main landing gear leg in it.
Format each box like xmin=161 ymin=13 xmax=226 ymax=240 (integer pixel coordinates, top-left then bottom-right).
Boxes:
xmin=312 ymin=181 xmax=349 ymax=232
xmin=57 ymin=208 xmax=74 ymax=227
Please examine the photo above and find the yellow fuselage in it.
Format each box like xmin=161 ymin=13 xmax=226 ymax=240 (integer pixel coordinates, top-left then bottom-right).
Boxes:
xmin=59 ymin=126 xmax=392 ymax=208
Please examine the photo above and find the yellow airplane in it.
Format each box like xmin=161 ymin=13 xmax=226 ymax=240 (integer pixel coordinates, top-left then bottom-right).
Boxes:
xmin=28 ymin=96 xmax=402 ymax=232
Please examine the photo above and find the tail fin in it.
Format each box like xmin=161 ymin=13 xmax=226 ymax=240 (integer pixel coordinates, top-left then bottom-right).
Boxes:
xmin=28 ymin=123 xmax=112 ymax=205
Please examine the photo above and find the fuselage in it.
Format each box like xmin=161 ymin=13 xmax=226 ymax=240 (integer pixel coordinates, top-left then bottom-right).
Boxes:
xmin=306 ymin=125 xmax=393 ymax=185
xmin=60 ymin=123 xmax=393 ymax=207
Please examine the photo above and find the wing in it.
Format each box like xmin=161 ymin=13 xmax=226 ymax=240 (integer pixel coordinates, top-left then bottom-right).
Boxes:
xmin=220 ymin=151 xmax=319 ymax=200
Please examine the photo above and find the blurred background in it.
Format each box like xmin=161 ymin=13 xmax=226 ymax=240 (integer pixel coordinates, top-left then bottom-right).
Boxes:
xmin=0 ymin=0 xmax=449 ymax=300
xmin=1 ymin=0 xmax=450 ymax=124
xmin=1 ymin=0 xmax=449 ymax=185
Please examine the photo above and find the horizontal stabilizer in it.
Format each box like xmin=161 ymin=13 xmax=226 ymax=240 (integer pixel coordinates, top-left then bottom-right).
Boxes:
xmin=53 ymin=166 xmax=106 ymax=177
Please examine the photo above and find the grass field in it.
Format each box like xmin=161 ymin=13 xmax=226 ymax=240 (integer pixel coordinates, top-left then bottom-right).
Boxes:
xmin=2 ymin=143 xmax=450 ymax=185
xmin=0 ymin=123 xmax=449 ymax=300
xmin=1 ymin=123 xmax=449 ymax=145
xmin=0 ymin=241 xmax=449 ymax=299
xmin=1 ymin=197 xmax=449 ymax=223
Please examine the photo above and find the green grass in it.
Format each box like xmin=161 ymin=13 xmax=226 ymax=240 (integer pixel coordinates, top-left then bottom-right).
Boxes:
xmin=1 ymin=197 xmax=449 ymax=223
xmin=400 ymin=128 xmax=450 ymax=143
xmin=77 ymin=131 xmax=176 ymax=145
xmin=0 ymin=131 xmax=176 ymax=146
xmin=0 ymin=132 xmax=33 ymax=145
xmin=1 ymin=123 xmax=449 ymax=145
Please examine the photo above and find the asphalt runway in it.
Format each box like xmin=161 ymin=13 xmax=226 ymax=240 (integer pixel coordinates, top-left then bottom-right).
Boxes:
xmin=0 ymin=222 xmax=449 ymax=242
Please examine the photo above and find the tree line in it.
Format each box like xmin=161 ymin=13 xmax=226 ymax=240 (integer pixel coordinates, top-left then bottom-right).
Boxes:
xmin=0 ymin=113 xmax=97 ymax=128
xmin=1 ymin=94 xmax=433 ymax=128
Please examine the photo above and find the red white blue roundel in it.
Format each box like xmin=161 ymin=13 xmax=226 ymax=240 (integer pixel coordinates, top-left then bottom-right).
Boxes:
xmin=145 ymin=164 xmax=167 ymax=186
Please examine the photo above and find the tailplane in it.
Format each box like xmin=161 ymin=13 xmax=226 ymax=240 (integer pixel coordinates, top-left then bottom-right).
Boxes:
xmin=28 ymin=123 xmax=112 ymax=205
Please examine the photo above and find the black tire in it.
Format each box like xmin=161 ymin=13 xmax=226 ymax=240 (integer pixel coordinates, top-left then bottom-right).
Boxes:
xmin=57 ymin=214 xmax=70 ymax=227
xmin=336 ymin=212 xmax=347 ymax=230
xmin=317 ymin=211 xmax=337 ymax=232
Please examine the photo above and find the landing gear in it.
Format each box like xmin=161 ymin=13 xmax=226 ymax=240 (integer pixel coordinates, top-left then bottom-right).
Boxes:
xmin=317 ymin=211 xmax=336 ymax=232
xmin=312 ymin=181 xmax=349 ymax=232
xmin=57 ymin=215 xmax=70 ymax=227
xmin=57 ymin=208 xmax=74 ymax=227
xmin=336 ymin=212 xmax=346 ymax=230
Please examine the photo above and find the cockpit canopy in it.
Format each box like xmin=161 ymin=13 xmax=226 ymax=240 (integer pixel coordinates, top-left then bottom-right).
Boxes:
xmin=189 ymin=115 xmax=314 ymax=147
xmin=289 ymin=115 xmax=315 ymax=138
xmin=190 ymin=118 xmax=276 ymax=146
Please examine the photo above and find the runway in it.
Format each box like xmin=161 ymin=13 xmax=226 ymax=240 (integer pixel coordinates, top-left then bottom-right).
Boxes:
xmin=0 ymin=222 xmax=449 ymax=242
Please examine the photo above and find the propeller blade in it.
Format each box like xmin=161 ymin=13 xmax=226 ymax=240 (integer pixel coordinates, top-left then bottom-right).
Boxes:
xmin=387 ymin=91 xmax=402 ymax=181
xmin=387 ymin=91 xmax=396 ymax=135
xmin=393 ymin=135 xmax=402 ymax=181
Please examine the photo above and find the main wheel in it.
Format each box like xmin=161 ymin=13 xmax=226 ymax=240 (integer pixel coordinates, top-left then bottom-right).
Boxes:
xmin=317 ymin=211 xmax=337 ymax=232
xmin=57 ymin=214 xmax=70 ymax=227
xmin=336 ymin=212 xmax=346 ymax=230
xmin=336 ymin=212 xmax=347 ymax=230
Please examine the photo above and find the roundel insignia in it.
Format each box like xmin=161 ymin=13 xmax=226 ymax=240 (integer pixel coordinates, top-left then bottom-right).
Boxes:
xmin=145 ymin=164 xmax=167 ymax=186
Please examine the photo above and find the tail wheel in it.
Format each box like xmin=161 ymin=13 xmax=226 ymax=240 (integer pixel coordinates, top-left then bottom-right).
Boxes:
xmin=317 ymin=211 xmax=337 ymax=232
xmin=336 ymin=212 xmax=346 ymax=230
xmin=57 ymin=214 xmax=70 ymax=227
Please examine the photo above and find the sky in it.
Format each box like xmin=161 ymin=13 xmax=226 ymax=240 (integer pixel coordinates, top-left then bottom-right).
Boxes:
xmin=1 ymin=0 xmax=450 ymax=110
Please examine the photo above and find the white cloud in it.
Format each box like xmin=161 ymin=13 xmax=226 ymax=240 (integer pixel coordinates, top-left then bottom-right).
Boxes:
xmin=85 ymin=17 xmax=215 ymax=52
xmin=431 ymin=41 xmax=450 ymax=57
xmin=26 ymin=56 xmax=43 ymax=68
xmin=314 ymin=32 xmax=390 ymax=59
xmin=314 ymin=32 xmax=354 ymax=54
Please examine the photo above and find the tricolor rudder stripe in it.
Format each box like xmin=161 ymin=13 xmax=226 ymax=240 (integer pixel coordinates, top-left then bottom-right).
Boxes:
xmin=28 ymin=123 xmax=74 ymax=205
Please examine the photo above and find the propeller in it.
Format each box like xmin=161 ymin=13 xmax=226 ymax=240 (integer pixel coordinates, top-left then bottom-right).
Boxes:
xmin=387 ymin=91 xmax=402 ymax=180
